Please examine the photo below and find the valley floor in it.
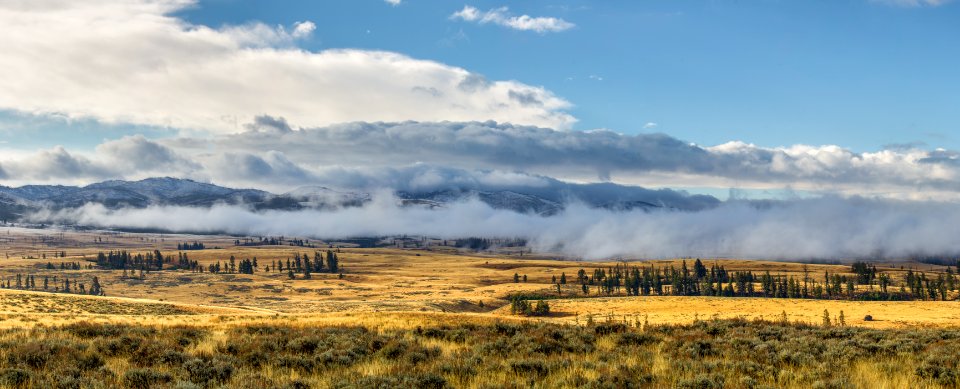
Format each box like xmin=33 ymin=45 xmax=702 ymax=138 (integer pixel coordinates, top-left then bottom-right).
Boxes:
xmin=1 ymin=227 xmax=960 ymax=387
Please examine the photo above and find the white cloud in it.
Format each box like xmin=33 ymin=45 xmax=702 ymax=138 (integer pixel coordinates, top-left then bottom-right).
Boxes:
xmin=451 ymin=5 xmax=575 ymax=33
xmin=291 ymin=21 xmax=316 ymax=39
xmin=643 ymin=122 xmax=658 ymax=129
xmin=3 ymin=121 xmax=959 ymax=199
xmin=0 ymin=1 xmax=575 ymax=134
xmin=384 ymin=0 xmax=402 ymax=5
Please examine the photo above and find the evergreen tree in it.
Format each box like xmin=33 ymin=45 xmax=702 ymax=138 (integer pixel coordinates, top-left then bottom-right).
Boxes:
xmin=326 ymin=250 xmax=339 ymax=273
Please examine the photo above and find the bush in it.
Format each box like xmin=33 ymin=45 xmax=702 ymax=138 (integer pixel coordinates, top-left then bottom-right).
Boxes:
xmin=510 ymin=359 xmax=550 ymax=376
xmin=0 ymin=368 xmax=31 ymax=388
xmin=183 ymin=358 xmax=234 ymax=385
xmin=916 ymin=356 xmax=958 ymax=385
xmin=76 ymin=352 xmax=105 ymax=370
xmin=617 ymin=332 xmax=659 ymax=347
xmin=8 ymin=342 xmax=52 ymax=368
xmin=864 ymin=315 xmax=873 ymax=321
xmin=123 ymin=368 xmax=172 ymax=389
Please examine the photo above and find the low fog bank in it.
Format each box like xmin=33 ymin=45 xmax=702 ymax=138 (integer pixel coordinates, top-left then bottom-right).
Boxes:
xmin=26 ymin=195 xmax=960 ymax=260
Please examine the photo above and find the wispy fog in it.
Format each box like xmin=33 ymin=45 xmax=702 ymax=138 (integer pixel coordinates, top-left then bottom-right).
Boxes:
xmin=27 ymin=194 xmax=960 ymax=261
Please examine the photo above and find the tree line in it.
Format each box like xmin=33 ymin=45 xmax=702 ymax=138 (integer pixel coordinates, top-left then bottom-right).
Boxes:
xmin=0 ymin=273 xmax=104 ymax=296
xmin=548 ymin=259 xmax=956 ymax=301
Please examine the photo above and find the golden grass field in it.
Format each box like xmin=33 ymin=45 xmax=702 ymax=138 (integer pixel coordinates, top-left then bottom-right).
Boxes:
xmin=3 ymin=226 xmax=960 ymax=388
xmin=0 ymin=225 xmax=958 ymax=330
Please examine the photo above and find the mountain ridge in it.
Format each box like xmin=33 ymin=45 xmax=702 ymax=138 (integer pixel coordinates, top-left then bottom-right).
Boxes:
xmin=0 ymin=177 xmax=720 ymax=221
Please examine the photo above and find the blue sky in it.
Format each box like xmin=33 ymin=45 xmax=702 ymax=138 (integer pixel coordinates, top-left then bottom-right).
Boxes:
xmin=171 ymin=0 xmax=960 ymax=151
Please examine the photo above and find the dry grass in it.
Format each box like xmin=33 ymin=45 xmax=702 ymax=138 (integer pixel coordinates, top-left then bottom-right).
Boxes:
xmin=1 ymin=227 xmax=959 ymax=330
xmin=2 ymin=228 xmax=960 ymax=387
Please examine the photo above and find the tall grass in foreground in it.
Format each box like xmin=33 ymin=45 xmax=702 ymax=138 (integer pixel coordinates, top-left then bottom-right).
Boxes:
xmin=0 ymin=317 xmax=957 ymax=388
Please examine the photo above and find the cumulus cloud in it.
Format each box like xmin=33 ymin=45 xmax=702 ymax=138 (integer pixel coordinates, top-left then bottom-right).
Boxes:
xmin=2 ymin=120 xmax=959 ymax=198
xmin=451 ymin=5 xmax=575 ymax=33
xmin=0 ymin=136 xmax=194 ymax=184
xmin=0 ymin=1 xmax=575 ymax=133
xmin=200 ymin=120 xmax=960 ymax=197
xmin=290 ymin=21 xmax=316 ymax=38
xmin=205 ymin=151 xmax=315 ymax=187
xmin=96 ymin=135 xmax=199 ymax=173
xmin=0 ymin=147 xmax=109 ymax=181
xmin=28 ymin=195 xmax=960 ymax=260
xmin=384 ymin=0 xmax=402 ymax=5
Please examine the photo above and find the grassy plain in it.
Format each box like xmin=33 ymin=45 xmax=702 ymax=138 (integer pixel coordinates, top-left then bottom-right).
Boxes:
xmin=0 ymin=225 xmax=958 ymax=329
xmin=2 ymin=226 xmax=960 ymax=387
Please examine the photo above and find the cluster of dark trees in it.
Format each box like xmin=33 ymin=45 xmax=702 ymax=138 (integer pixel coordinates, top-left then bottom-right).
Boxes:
xmin=206 ymin=255 xmax=257 ymax=274
xmin=287 ymin=239 xmax=314 ymax=248
xmin=904 ymin=269 xmax=954 ymax=301
xmin=234 ymin=237 xmax=313 ymax=247
xmin=509 ymin=298 xmax=550 ymax=316
xmin=1 ymin=273 xmax=103 ymax=296
xmin=557 ymin=259 xmax=955 ymax=301
xmin=455 ymin=238 xmax=527 ymax=251
xmin=264 ymin=251 xmax=341 ymax=280
xmin=92 ymin=250 xmax=344 ymax=281
xmin=176 ymin=242 xmax=205 ymax=250
xmin=45 ymin=262 xmax=91 ymax=271
xmin=96 ymin=251 xmax=200 ymax=273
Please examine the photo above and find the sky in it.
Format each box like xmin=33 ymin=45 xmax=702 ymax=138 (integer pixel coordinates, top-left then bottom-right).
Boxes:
xmin=0 ymin=0 xmax=958 ymax=200
xmin=178 ymin=0 xmax=960 ymax=151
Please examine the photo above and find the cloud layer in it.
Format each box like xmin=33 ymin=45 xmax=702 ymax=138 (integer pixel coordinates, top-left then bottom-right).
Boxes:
xmin=28 ymin=195 xmax=960 ymax=260
xmin=0 ymin=1 xmax=574 ymax=133
xmin=1 ymin=120 xmax=959 ymax=199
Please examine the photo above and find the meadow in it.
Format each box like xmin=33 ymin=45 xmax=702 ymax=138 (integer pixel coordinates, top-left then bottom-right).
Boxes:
xmin=1 ymin=226 xmax=959 ymax=388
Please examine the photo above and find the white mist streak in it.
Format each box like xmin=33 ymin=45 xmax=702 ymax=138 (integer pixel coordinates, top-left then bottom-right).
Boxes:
xmin=27 ymin=195 xmax=960 ymax=260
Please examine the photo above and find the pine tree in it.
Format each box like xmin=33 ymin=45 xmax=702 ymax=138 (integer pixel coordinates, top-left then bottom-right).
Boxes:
xmin=326 ymin=250 xmax=339 ymax=273
xmin=822 ymin=309 xmax=831 ymax=327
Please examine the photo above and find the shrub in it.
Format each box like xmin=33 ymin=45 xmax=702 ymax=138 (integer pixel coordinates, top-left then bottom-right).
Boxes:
xmin=123 ymin=368 xmax=172 ymax=389
xmin=0 ymin=368 xmax=31 ymax=388
xmin=9 ymin=342 xmax=51 ymax=368
xmin=594 ymin=323 xmax=628 ymax=335
xmin=340 ymin=374 xmax=447 ymax=389
xmin=916 ymin=356 xmax=958 ymax=385
xmin=76 ymin=352 xmax=105 ymax=370
xmin=183 ymin=358 xmax=234 ymax=385
xmin=617 ymin=332 xmax=659 ymax=347
xmin=864 ymin=315 xmax=873 ymax=321
xmin=510 ymin=359 xmax=550 ymax=376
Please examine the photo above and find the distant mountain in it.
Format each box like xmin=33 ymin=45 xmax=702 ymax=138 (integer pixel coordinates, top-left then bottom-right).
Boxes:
xmin=0 ymin=177 xmax=721 ymax=222
xmin=0 ymin=178 xmax=270 ymax=209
